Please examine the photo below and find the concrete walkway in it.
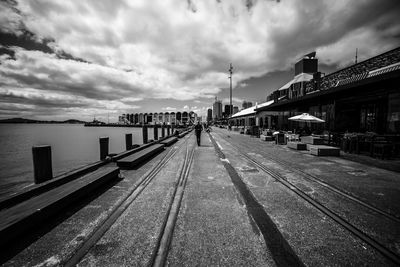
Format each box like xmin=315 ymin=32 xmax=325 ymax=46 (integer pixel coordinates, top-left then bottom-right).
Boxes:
xmin=2 ymin=128 xmax=400 ymax=266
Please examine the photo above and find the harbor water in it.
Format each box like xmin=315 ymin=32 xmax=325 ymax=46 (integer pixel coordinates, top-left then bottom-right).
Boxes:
xmin=0 ymin=124 xmax=158 ymax=196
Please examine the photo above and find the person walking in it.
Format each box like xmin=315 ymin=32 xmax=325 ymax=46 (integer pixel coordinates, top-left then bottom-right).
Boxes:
xmin=194 ymin=121 xmax=203 ymax=146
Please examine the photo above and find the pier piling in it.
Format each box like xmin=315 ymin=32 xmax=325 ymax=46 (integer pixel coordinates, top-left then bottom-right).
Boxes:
xmin=125 ymin=133 xmax=133 ymax=150
xmin=32 ymin=145 xmax=53 ymax=184
xmin=161 ymin=125 xmax=165 ymax=138
xmin=143 ymin=125 xmax=148 ymax=144
xmin=154 ymin=124 xmax=159 ymax=140
xmin=99 ymin=137 xmax=109 ymax=160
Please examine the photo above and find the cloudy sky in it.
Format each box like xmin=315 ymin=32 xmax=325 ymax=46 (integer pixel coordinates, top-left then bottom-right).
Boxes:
xmin=1 ymin=0 xmax=399 ymax=121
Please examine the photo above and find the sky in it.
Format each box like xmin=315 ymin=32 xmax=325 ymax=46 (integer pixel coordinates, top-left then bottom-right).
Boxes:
xmin=1 ymin=0 xmax=399 ymax=122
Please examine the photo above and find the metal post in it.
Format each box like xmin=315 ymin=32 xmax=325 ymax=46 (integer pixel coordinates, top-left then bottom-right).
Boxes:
xmin=99 ymin=137 xmax=109 ymax=160
xmin=167 ymin=125 xmax=171 ymax=136
xmin=32 ymin=145 xmax=53 ymax=184
xmin=154 ymin=124 xmax=159 ymax=140
xmin=161 ymin=124 xmax=165 ymax=138
xmin=125 ymin=133 xmax=132 ymax=150
xmin=229 ymin=63 xmax=233 ymax=117
xmin=142 ymin=125 xmax=148 ymax=144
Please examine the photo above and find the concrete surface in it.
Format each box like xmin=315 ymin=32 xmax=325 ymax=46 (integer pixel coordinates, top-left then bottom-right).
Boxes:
xmin=1 ymin=128 xmax=399 ymax=266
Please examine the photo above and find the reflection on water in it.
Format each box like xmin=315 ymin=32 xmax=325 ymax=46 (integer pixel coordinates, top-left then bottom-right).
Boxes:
xmin=0 ymin=124 xmax=155 ymax=195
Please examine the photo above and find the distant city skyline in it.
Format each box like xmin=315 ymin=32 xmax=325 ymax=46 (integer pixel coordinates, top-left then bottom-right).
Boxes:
xmin=1 ymin=0 xmax=399 ymax=122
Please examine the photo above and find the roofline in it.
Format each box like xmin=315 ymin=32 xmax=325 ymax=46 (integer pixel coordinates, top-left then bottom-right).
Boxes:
xmin=322 ymin=46 xmax=400 ymax=79
xmin=255 ymin=69 xmax=400 ymax=112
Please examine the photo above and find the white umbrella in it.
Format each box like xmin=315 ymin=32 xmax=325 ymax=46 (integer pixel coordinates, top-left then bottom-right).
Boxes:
xmin=288 ymin=113 xmax=325 ymax=123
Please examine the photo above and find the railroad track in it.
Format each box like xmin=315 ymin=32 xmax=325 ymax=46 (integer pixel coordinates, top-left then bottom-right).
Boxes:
xmin=150 ymin=139 xmax=195 ymax=267
xmin=217 ymin=132 xmax=400 ymax=223
xmin=210 ymin=131 xmax=400 ymax=265
xmin=64 ymin=132 xmax=195 ymax=266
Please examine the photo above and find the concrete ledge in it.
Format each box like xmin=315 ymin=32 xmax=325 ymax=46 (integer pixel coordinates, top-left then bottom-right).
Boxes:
xmin=117 ymin=144 xmax=165 ymax=169
xmin=301 ymin=136 xmax=325 ymax=145
xmin=287 ymin=142 xmax=307 ymax=150
xmin=160 ymin=137 xmax=178 ymax=147
xmin=112 ymin=142 xmax=158 ymax=162
xmin=260 ymin=134 xmax=274 ymax=141
xmin=0 ymin=166 xmax=120 ymax=248
xmin=178 ymin=131 xmax=189 ymax=138
xmin=309 ymin=145 xmax=340 ymax=156
xmin=0 ymin=160 xmax=109 ymax=211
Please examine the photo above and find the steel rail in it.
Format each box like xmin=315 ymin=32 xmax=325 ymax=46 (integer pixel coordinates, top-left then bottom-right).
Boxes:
xmin=150 ymin=137 xmax=196 ymax=267
xmin=218 ymin=132 xmax=400 ymax=223
xmin=63 ymin=134 xmax=192 ymax=266
xmin=215 ymin=132 xmax=400 ymax=265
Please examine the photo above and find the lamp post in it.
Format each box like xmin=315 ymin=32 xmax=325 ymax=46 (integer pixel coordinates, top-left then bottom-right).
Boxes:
xmin=228 ymin=63 xmax=233 ymax=118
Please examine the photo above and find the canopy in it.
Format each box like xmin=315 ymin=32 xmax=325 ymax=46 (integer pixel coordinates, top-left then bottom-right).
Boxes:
xmin=278 ymin=73 xmax=314 ymax=91
xmin=288 ymin=113 xmax=325 ymax=123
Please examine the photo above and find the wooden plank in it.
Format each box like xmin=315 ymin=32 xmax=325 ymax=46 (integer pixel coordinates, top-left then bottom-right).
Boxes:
xmin=287 ymin=142 xmax=307 ymax=150
xmin=117 ymin=144 xmax=165 ymax=169
xmin=160 ymin=137 xmax=178 ymax=146
xmin=0 ymin=160 xmax=108 ymax=211
xmin=260 ymin=135 xmax=274 ymax=141
xmin=301 ymin=136 xmax=325 ymax=145
xmin=178 ymin=131 xmax=188 ymax=138
xmin=0 ymin=167 xmax=119 ymax=247
xmin=112 ymin=142 xmax=156 ymax=162
xmin=309 ymin=145 xmax=340 ymax=156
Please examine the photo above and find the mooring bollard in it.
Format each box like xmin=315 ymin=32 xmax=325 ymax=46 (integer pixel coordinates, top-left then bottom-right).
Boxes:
xmin=167 ymin=125 xmax=171 ymax=136
xmin=99 ymin=137 xmax=109 ymax=160
xmin=32 ymin=145 xmax=53 ymax=184
xmin=161 ymin=125 xmax=165 ymax=138
xmin=154 ymin=124 xmax=159 ymax=140
xmin=142 ymin=125 xmax=148 ymax=144
xmin=125 ymin=133 xmax=132 ymax=150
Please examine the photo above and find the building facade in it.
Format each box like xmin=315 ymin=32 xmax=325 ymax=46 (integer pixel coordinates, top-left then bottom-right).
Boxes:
xmin=256 ymin=47 xmax=400 ymax=135
xmin=213 ymin=100 xmax=223 ymax=121
xmin=119 ymin=111 xmax=198 ymax=125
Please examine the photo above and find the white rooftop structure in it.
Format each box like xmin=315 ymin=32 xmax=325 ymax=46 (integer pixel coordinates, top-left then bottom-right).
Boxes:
xmin=230 ymin=100 xmax=274 ymax=119
xmin=278 ymin=73 xmax=314 ymax=91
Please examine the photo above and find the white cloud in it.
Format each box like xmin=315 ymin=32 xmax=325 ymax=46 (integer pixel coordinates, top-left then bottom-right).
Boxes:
xmin=1 ymin=0 xmax=399 ymax=120
xmin=162 ymin=106 xmax=177 ymax=111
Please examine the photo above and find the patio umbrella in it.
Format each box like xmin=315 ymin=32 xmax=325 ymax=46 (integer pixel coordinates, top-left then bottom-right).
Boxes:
xmin=288 ymin=113 xmax=325 ymax=123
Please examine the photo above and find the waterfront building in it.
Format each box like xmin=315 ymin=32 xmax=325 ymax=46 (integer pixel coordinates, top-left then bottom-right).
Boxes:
xmin=207 ymin=108 xmax=212 ymax=123
xmin=121 ymin=111 xmax=197 ymax=125
xmin=165 ymin=112 xmax=170 ymax=124
xmin=255 ymin=47 xmax=400 ymax=137
xmin=182 ymin=111 xmax=189 ymax=124
xmin=229 ymin=101 xmax=274 ymax=127
xmin=171 ymin=112 xmax=176 ymax=124
xmin=176 ymin=112 xmax=182 ymax=125
xmin=224 ymin=104 xmax=233 ymax=117
xmin=138 ymin=113 xmax=144 ymax=124
xmin=242 ymin=101 xmax=253 ymax=110
xmin=213 ymin=99 xmax=223 ymax=121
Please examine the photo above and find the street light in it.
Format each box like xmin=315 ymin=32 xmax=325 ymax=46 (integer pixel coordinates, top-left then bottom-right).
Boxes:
xmin=228 ymin=63 xmax=233 ymax=117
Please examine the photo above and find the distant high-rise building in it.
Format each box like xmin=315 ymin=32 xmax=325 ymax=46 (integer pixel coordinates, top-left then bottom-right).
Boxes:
xmin=213 ymin=98 xmax=222 ymax=120
xmin=242 ymin=101 xmax=253 ymax=109
xmin=207 ymin=108 xmax=212 ymax=122
xmin=233 ymin=106 xmax=239 ymax=114
xmin=224 ymin=104 xmax=233 ymax=117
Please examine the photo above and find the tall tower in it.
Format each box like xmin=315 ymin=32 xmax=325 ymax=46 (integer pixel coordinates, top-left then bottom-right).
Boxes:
xmin=228 ymin=63 xmax=233 ymax=117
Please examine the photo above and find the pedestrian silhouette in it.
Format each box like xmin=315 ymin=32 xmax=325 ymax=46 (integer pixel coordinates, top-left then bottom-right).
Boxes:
xmin=194 ymin=121 xmax=202 ymax=146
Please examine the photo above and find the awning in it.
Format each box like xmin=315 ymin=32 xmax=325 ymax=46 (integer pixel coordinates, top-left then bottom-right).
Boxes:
xmin=230 ymin=100 xmax=274 ymax=119
xmin=278 ymin=73 xmax=314 ymax=91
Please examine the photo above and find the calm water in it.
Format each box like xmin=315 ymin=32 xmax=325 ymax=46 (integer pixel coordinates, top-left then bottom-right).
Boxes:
xmin=0 ymin=124 xmax=157 ymax=196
